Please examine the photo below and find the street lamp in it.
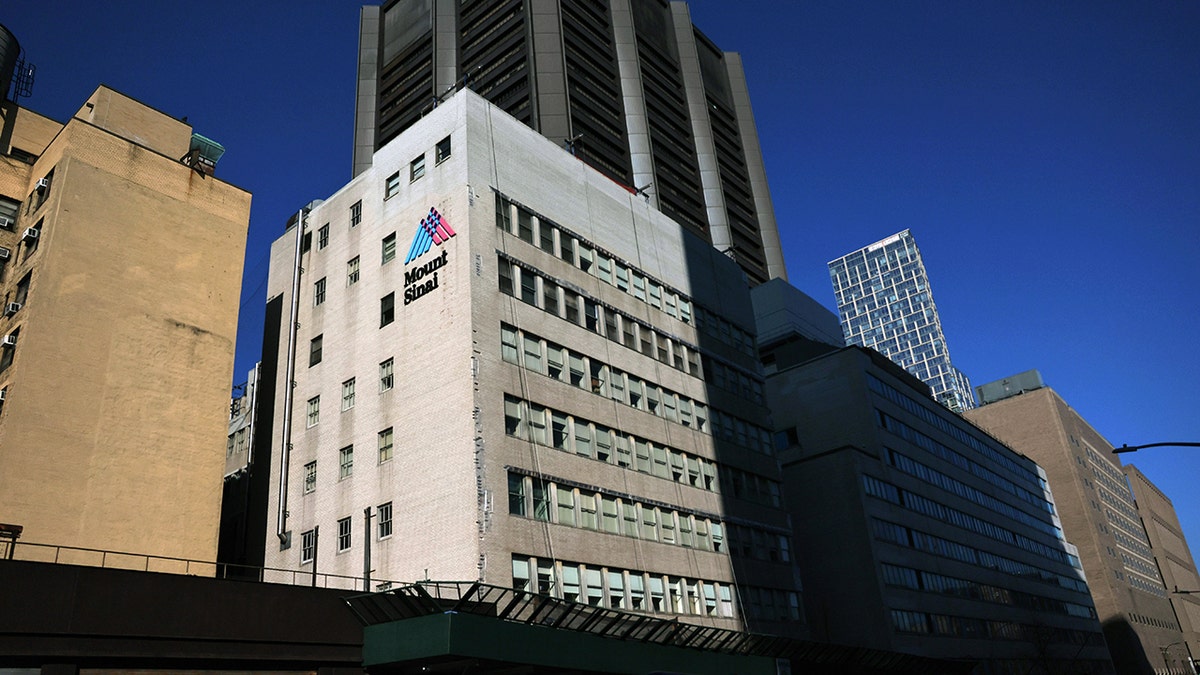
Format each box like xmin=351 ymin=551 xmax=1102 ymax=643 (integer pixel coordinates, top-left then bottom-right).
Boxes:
xmin=1112 ymin=442 xmax=1200 ymax=455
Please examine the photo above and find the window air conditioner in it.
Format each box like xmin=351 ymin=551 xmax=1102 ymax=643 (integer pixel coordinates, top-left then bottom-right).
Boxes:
xmin=0 ymin=216 xmax=11 ymax=230
xmin=0 ymin=247 xmax=9 ymax=260
xmin=3 ymin=303 xmax=20 ymax=316
xmin=35 ymin=178 xmax=49 ymax=190
xmin=22 ymin=227 xmax=38 ymax=241
xmin=0 ymin=389 xmax=6 ymax=402
xmin=1 ymin=335 xmax=15 ymax=347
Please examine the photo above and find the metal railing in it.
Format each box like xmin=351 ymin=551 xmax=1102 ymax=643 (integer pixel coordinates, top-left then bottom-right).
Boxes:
xmin=0 ymin=540 xmax=402 ymax=592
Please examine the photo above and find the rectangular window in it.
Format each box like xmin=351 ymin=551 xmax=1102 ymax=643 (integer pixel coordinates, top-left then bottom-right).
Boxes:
xmin=538 ymin=219 xmax=555 ymax=253
xmin=563 ymin=293 xmax=579 ymax=324
xmin=562 ymin=566 xmax=581 ymax=603
xmin=546 ymin=344 xmax=565 ymax=380
xmin=504 ymin=396 xmax=523 ymax=436
xmin=556 ymin=487 xmax=576 ymax=526
xmin=532 ymin=479 xmax=550 ymax=522
xmin=379 ymin=358 xmax=394 ymax=392
xmin=542 ymin=280 xmax=559 ymax=315
xmin=382 ymin=233 xmax=397 ymax=264
xmin=339 ymin=445 xmax=354 ymax=478
xmin=522 ymin=335 xmax=543 ymax=372
xmin=517 ymin=207 xmax=534 ymax=244
xmin=306 ymin=396 xmax=320 ymax=428
xmin=314 ymin=277 xmax=326 ymax=306
xmin=622 ymin=503 xmax=638 ymax=537
xmin=580 ymin=492 xmax=597 ymax=530
xmin=551 ymin=411 xmax=568 ymax=449
xmin=601 ymin=496 xmax=619 ymax=533
xmin=318 ymin=223 xmax=329 ymax=249
xmin=378 ymin=427 xmax=394 ymax=463
xmin=341 ymin=378 xmax=356 ymax=411
xmin=381 ymin=293 xmax=395 ymax=326
xmin=641 ymin=507 xmax=658 ymax=540
xmin=559 ymin=233 xmax=575 ymax=265
xmin=300 ymin=529 xmax=315 ymax=563
xmin=512 ymin=558 xmax=531 ymax=592
xmin=436 ymin=136 xmax=452 ymax=163
xmin=501 ymin=325 xmax=519 ymax=364
xmin=519 ymin=268 xmax=537 ymax=305
xmin=347 ymin=256 xmax=360 ymax=285
xmin=528 ymin=403 xmax=548 ymax=444
xmin=309 ymin=335 xmax=323 ymax=366
xmin=378 ymin=502 xmax=393 ymax=538
xmin=410 ymin=154 xmax=426 ymax=181
xmin=508 ymin=473 xmax=527 ymax=516
xmin=303 ymin=461 xmax=316 ymax=492
xmin=350 ymin=200 xmax=362 ymax=227
xmin=337 ymin=516 xmax=352 ymax=551
xmin=499 ymin=260 xmax=514 ymax=295
xmin=385 ymin=172 xmax=400 ymax=199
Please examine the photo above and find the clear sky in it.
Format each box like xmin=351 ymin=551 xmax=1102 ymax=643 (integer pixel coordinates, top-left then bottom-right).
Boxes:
xmin=5 ymin=2 xmax=1199 ymax=560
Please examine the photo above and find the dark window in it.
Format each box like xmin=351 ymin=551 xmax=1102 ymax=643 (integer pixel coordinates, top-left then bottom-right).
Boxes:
xmin=318 ymin=224 xmax=330 ymax=249
xmin=309 ymin=335 xmax=323 ymax=366
xmin=381 ymin=293 xmax=395 ymax=327
xmin=436 ymin=136 xmax=452 ymax=163
xmin=350 ymin=200 xmax=362 ymax=227
xmin=382 ymin=233 xmax=397 ymax=264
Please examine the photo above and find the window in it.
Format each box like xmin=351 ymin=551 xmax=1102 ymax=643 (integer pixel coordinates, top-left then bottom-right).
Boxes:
xmin=501 ymin=325 xmax=519 ymax=363
xmin=318 ymin=223 xmax=329 ymax=249
xmin=309 ymin=335 xmax=323 ymax=366
xmin=557 ymin=487 xmax=576 ymax=526
xmin=306 ymin=396 xmax=320 ymax=427
xmin=350 ymin=200 xmax=362 ymax=227
xmin=379 ymin=358 xmax=394 ymax=392
xmin=347 ymin=256 xmax=360 ymax=285
xmin=533 ymin=479 xmax=551 ymax=522
xmin=385 ymin=172 xmax=400 ymax=199
xmin=303 ymin=461 xmax=317 ymax=492
xmin=382 ymin=233 xmax=397 ymax=264
xmin=313 ymin=277 xmax=326 ymax=306
xmin=436 ymin=136 xmax=452 ymax=163
xmin=410 ymin=154 xmax=426 ymax=181
xmin=341 ymin=378 xmax=356 ymax=411
xmin=337 ymin=516 xmax=352 ymax=552
xmin=508 ymin=473 xmax=527 ymax=516
xmin=378 ymin=427 xmax=394 ymax=463
xmin=381 ymin=293 xmax=395 ymax=326
xmin=339 ymin=445 xmax=354 ymax=478
xmin=378 ymin=502 xmax=393 ymax=538
xmin=301 ymin=529 xmax=316 ymax=563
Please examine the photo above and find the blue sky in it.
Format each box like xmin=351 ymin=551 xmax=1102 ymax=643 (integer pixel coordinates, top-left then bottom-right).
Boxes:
xmin=5 ymin=2 xmax=1199 ymax=557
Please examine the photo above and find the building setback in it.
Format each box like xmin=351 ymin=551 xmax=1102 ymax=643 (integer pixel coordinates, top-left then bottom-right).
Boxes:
xmin=1124 ymin=464 xmax=1200 ymax=673
xmin=353 ymin=0 xmax=787 ymax=286
xmin=752 ymin=283 xmax=1113 ymax=674
xmin=968 ymin=374 xmax=1186 ymax=675
xmin=255 ymin=89 xmax=803 ymax=636
xmin=828 ymin=229 xmax=975 ymax=413
xmin=0 ymin=56 xmax=251 ymax=562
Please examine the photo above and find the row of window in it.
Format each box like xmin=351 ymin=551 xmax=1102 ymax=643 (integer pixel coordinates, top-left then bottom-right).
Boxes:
xmin=867 ymin=373 xmax=1045 ymax=492
xmin=495 ymin=193 xmax=759 ymax=360
xmin=1126 ymin=610 xmax=1178 ymax=632
xmin=500 ymin=254 xmax=701 ymax=376
xmin=506 ymin=471 xmax=792 ymax=562
xmin=864 ymin=475 xmax=1078 ymax=569
xmin=301 ymin=428 xmax=394 ymax=493
xmin=304 ymin=359 xmax=394 ymax=426
xmin=881 ymin=563 xmax=1097 ymax=620
xmin=501 ymin=324 xmax=773 ymax=456
xmin=891 ymin=608 xmax=1103 ymax=646
xmin=871 ymin=517 xmax=1090 ymax=595
xmin=298 ymin=502 xmax=394 ymax=563
xmin=509 ymin=554 xmax=799 ymax=622
xmin=502 ymin=394 xmax=782 ymax=508
xmin=886 ymin=448 xmax=1062 ymax=541
xmin=878 ymin=410 xmax=1053 ymax=515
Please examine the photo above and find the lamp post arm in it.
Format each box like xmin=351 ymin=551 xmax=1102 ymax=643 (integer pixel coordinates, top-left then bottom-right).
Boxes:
xmin=1113 ymin=442 xmax=1200 ymax=455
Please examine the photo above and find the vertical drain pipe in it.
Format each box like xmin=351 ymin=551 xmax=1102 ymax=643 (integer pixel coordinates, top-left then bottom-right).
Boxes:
xmin=276 ymin=209 xmax=306 ymax=545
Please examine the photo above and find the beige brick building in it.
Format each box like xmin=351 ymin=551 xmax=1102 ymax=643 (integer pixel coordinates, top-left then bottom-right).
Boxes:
xmin=0 ymin=84 xmax=251 ymax=567
xmin=257 ymin=89 xmax=803 ymax=635
xmin=968 ymin=377 xmax=1188 ymax=675
xmin=1125 ymin=464 xmax=1200 ymax=673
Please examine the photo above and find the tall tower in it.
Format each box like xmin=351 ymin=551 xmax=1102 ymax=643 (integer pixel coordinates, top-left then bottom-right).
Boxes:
xmin=0 ymin=78 xmax=251 ymax=564
xmin=827 ymin=229 xmax=975 ymax=413
xmin=352 ymin=0 xmax=787 ymax=286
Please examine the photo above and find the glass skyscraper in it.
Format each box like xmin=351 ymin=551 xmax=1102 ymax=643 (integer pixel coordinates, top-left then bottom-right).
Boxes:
xmin=827 ymin=230 xmax=976 ymax=412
